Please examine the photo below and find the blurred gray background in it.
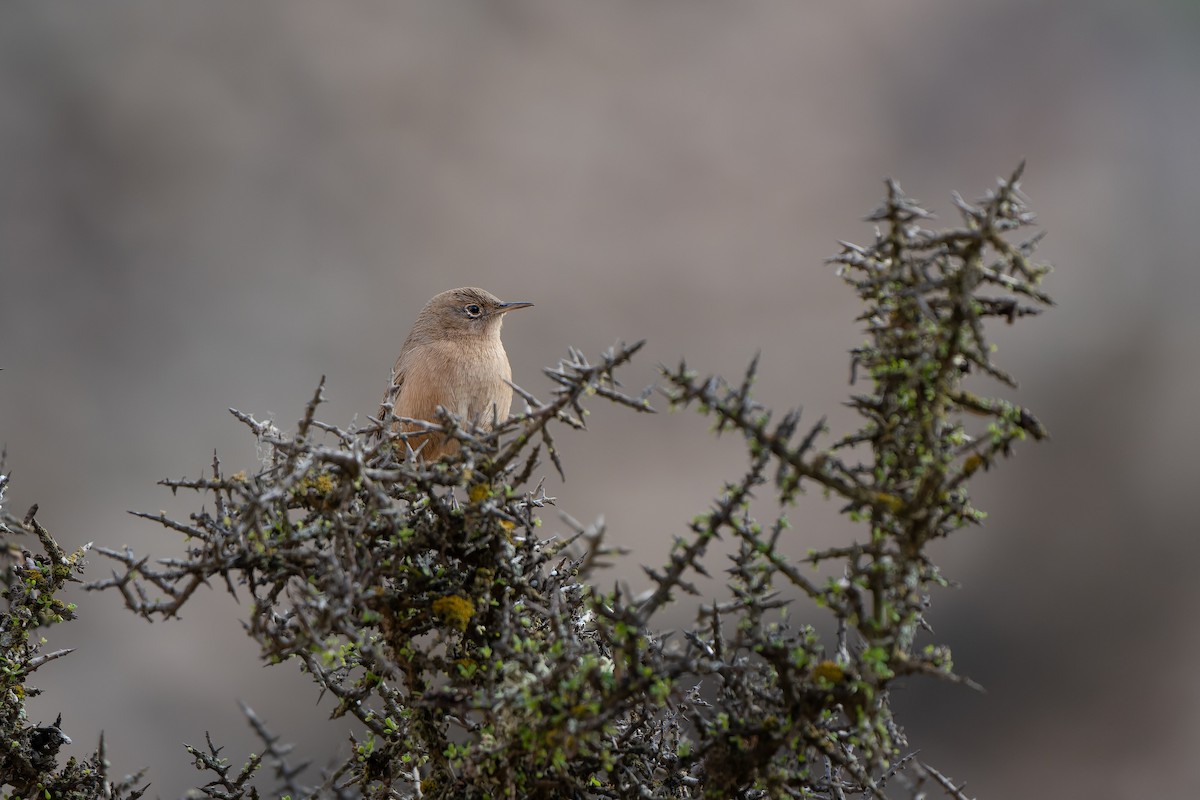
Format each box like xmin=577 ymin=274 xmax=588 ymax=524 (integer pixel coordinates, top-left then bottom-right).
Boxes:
xmin=2 ymin=2 xmax=1198 ymax=797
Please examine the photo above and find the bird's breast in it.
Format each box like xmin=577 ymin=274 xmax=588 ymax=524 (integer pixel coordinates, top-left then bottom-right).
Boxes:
xmin=399 ymin=338 xmax=513 ymax=429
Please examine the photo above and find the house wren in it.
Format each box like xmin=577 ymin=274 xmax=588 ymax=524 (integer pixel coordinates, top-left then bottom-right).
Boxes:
xmin=379 ymin=287 xmax=532 ymax=460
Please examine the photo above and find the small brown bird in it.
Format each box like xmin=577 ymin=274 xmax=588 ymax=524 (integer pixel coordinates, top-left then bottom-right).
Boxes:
xmin=379 ymin=287 xmax=532 ymax=460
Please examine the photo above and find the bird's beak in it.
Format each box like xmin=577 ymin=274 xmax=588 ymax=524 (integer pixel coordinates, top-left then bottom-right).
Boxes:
xmin=497 ymin=300 xmax=534 ymax=314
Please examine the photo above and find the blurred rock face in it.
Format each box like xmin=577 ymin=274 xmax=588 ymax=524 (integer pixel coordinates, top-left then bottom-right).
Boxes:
xmin=2 ymin=2 xmax=1198 ymax=797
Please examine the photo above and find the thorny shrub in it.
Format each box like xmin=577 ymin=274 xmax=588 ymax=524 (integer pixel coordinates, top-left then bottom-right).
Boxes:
xmin=1 ymin=166 xmax=1051 ymax=799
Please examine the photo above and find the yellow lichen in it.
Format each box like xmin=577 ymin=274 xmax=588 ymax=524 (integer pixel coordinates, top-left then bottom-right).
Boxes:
xmin=813 ymin=660 xmax=845 ymax=685
xmin=432 ymin=595 xmax=475 ymax=632
xmin=872 ymin=492 xmax=904 ymax=513
xmin=296 ymin=471 xmax=337 ymax=509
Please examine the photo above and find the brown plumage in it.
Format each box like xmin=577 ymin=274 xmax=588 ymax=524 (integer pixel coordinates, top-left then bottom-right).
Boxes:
xmin=379 ymin=287 xmax=532 ymax=460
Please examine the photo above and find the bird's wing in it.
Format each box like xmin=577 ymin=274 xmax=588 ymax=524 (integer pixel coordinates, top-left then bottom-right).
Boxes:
xmin=377 ymin=352 xmax=408 ymax=424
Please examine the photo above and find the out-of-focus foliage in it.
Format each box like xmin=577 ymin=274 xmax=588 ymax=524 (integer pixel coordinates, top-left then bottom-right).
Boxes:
xmin=0 ymin=478 xmax=147 ymax=798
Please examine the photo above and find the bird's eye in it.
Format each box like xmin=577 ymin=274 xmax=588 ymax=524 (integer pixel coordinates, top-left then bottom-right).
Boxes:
xmin=464 ymin=304 xmax=483 ymax=318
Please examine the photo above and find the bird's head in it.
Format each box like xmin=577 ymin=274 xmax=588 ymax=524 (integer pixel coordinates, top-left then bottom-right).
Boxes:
xmin=416 ymin=287 xmax=533 ymax=341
